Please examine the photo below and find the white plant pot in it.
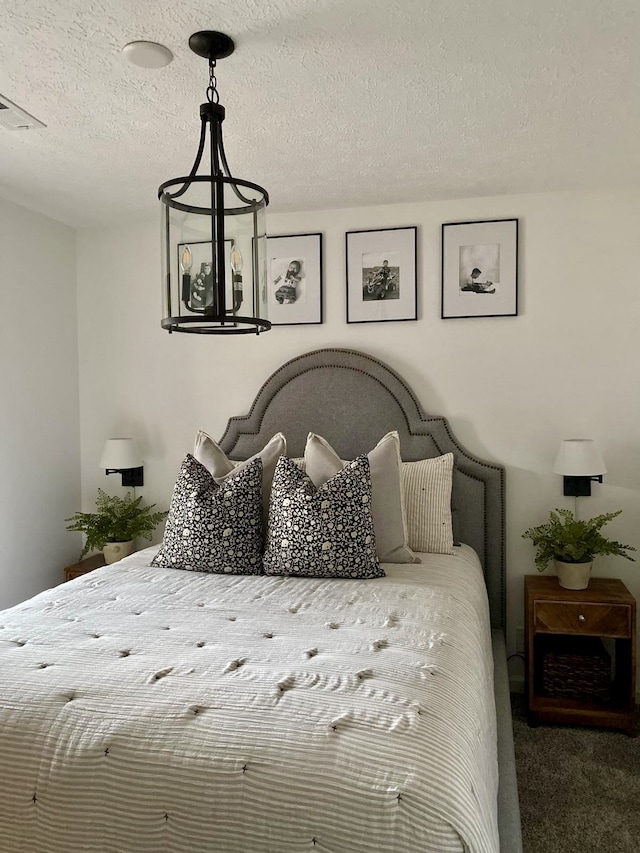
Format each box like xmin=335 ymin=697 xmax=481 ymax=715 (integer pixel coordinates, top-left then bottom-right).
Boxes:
xmin=554 ymin=559 xmax=593 ymax=590
xmin=103 ymin=541 xmax=135 ymax=565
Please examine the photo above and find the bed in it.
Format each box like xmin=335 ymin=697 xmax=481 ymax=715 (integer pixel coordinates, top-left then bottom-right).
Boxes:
xmin=0 ymin=347 xmax=522 ymax=852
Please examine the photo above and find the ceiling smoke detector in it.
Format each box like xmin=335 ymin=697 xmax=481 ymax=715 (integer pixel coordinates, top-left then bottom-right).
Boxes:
xmin=122 ymin=41 xmax=173 ymax=68
xmin=0 ymin=94 xmax=46 ymax=130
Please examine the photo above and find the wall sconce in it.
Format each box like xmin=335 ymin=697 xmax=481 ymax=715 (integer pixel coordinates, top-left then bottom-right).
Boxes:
xmin=553 ymin=439 xmax=606 ymax=497
xmin=100 ymin=438 xmax=144 ymax=487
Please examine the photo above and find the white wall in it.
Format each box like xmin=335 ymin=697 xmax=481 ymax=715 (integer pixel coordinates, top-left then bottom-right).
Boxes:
xmin=0 ymin=197 xmax=81 ymax=608
xmin=76 ymin=187 xmax=640 ymax=674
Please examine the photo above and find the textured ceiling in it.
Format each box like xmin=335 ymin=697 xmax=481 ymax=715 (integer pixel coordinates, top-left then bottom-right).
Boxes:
xmin=1 ymin=0 xmax=639 ymax=228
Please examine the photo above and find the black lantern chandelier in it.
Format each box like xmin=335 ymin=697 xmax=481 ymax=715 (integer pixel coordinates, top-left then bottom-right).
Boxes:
xmin=158 ymin=31 xmax=271 ymax=334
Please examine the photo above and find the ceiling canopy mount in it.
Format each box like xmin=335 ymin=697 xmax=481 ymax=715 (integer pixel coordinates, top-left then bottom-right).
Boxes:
xmin=188 ymin=31 xmax=235 ymax=61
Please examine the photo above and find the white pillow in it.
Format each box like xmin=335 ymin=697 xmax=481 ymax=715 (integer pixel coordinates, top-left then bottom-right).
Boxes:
xmin=304 ymin=431 xmax=416 ymax=564
xmin=193 ymin=431 xmax=286 ymax=524
xmin=401 ymin=454 xmax=454 ymax=554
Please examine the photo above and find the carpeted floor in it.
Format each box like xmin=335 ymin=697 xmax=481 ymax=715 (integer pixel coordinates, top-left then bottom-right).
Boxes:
xmin=511 ymin=694 xmax=640 ymax=853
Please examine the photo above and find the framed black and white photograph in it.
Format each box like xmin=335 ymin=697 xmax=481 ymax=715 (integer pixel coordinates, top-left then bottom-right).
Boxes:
xmin=346 ymin=226 xmax=417 ymax=323
xmin=177 ymin=239 xmax=249 ymax=317
xmin=441 ymin=219 xmax=518 ymax=318
xmin=266 ymin=233 xmax=323 ymax=325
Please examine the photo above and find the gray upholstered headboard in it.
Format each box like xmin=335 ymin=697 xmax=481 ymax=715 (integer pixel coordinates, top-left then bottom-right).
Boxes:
xmin=219 ymin=348 xmax=506 ymax=630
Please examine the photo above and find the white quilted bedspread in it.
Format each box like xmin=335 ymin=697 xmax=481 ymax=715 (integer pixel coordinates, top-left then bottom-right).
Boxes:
xmin=0 ymin=545 xmax=498 ymax=853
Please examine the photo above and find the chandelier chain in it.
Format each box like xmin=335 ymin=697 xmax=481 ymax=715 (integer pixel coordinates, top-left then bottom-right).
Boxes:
xmin=207 ymin=58 xmax=219 ymax=104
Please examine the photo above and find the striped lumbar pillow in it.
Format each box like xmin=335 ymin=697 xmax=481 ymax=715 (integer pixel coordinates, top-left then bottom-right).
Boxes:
xmin=401 ymin=453 xmax=454 ymax=554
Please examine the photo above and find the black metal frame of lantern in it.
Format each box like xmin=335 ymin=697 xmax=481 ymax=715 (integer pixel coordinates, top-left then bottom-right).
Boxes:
xmin=158 ymin=31 xmax=271 ymax=335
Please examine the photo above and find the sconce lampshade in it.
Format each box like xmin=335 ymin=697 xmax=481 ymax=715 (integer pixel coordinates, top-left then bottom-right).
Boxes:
xmin=553 ymin=439 xmax=606 ymax=497
xmin=553 ymin=439 xmax=607 ymax=476
xmin=99 ymin=439 xmax=143 ymax=471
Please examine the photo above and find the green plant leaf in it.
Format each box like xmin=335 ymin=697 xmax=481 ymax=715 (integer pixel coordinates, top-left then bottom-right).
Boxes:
xmin=66 ymin=490 xmax=168 ymax=559
xmin=522 ymin=509 xmax=636 ymax=572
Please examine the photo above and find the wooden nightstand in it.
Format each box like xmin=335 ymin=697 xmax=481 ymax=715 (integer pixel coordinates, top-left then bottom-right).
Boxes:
xmin=525 ymin=575 xmax=636 ymax=734
xmin=64 ymin=553 xmax=106 ymax=582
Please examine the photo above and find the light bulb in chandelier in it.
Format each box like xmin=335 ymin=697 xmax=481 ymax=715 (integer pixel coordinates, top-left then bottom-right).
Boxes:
xmin=180 ymin=245 xmax=193 ymax=274
xmin=230 ymin=241 xmax=244 ymax=313
xmin=180 ymin=245 xmax=193 ymax=306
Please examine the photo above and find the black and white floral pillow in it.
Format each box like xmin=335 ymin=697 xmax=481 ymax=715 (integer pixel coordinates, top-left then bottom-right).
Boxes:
xmin=151 ymin=454 xmax=263 ymax=574
xmin=263 ymin=455 xmax=383 ymax=579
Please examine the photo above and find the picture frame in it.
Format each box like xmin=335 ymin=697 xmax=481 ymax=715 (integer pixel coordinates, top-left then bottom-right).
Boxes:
xmin=346 ymin=226 xmax=417 ymax=323
xmin=266 ymin=233 xmax=323 ymax=325
xmin=441 ymin=218 xmax=518 ymax=319
xmin=177 ymin=239 xmax=250 ymax=317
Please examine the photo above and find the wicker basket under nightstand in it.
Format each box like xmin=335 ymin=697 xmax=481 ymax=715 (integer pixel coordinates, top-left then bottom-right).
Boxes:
xmin=541 ymin=635 xmax=611 ymax=703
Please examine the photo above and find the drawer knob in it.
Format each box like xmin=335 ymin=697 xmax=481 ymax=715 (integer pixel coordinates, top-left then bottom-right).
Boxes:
xmin=578 ymin=614 xmax=586 ymax=623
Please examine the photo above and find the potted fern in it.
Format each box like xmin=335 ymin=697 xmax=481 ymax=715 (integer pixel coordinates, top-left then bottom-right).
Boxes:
xmin=522 ymin=508 xmax=635 ymax=589
xmin=66 ymin=489 xmax=168 ymax=564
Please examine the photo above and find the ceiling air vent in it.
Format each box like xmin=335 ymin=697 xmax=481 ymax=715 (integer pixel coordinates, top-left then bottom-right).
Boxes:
xmin=0 ymin=94 xmax=46 ymax=130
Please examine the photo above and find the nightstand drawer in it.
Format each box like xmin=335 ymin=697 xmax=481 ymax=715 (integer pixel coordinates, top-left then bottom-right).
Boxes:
xmin=534 ymin=601 xmax=631 ymax=638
